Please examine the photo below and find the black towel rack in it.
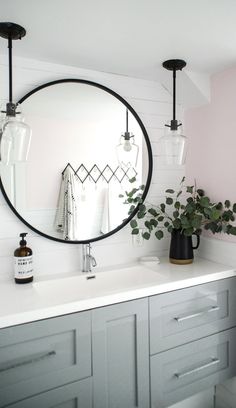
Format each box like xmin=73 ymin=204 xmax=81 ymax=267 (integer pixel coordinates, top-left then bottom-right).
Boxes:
xmin=62 ymin=163 xmax=137 ymax=184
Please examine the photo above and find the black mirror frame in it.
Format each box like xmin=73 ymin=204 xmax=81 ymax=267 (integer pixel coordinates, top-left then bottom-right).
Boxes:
xmin=0 ymin=78 xmax=153 ymax=244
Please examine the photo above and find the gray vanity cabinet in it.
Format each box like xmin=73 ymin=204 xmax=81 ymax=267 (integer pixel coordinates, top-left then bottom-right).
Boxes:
xmin=1 ymin=276 xmax=236 ymax=408
xmin=92 ymin=298 xmax=150 ymax=408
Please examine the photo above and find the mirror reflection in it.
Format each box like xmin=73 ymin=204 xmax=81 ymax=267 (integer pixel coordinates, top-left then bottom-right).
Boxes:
xmin=0 ymin=81 xmax=151 ymax=242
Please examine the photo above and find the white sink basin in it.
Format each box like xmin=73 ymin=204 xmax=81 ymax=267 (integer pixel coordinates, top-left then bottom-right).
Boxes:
xmin=33 ymin=265 xmax=163 ymax=304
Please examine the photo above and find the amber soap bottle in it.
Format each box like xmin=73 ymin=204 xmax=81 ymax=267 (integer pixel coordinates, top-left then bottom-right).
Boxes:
xmin=14 ymin=233 xmax=33 ymax=284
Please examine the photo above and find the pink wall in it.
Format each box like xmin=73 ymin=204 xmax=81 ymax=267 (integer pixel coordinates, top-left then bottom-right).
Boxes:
xmin=185 ymin=67 xmax=236 ymax=241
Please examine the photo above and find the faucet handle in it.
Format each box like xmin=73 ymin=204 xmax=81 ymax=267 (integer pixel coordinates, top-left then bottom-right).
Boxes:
xmin=91 ymin=256 xmax=97 ymax=268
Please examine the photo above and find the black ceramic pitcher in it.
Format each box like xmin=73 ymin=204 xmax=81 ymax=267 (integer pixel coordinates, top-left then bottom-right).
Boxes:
xmin=169 ymin=229 xmax=200 ymax=264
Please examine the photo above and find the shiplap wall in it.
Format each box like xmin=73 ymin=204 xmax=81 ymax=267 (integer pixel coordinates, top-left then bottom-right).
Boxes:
xmin=0 ymin=56 xmax=185 ymax=281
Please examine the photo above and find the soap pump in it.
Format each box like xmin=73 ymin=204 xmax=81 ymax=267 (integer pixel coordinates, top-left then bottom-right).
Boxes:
xmin=14 ymin=233 xmax=33 ymax=283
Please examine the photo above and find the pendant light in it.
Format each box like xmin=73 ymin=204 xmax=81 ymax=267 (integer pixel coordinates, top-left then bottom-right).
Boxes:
xmin=116 ymin=108 xmax=139 ymax=169
xmin=158 ymin=59 xmax=187 ymax=165
xmin=0 ymin=22 xmax=31 ymax=165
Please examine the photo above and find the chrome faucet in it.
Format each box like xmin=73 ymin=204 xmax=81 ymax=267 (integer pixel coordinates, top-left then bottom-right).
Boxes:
xmin=82 ymin=243 xmax=97 ymax=273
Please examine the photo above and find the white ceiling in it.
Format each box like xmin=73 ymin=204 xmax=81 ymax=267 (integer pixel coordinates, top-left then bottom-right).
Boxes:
xmin=0 ymin=0 xmax=236 ymax=81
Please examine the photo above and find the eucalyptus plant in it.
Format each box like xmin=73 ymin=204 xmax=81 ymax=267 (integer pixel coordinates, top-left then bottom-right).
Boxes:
xmin=121 ymin=177 xmax=236 ymax=240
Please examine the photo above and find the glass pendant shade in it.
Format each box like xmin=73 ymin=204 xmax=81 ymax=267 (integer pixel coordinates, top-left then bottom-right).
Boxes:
xmin=0 ymin=22 xmax=31 ymax=166
xmin=0 ymin=107 xmax=31 ymax=165
xmin=158 ymin=123 xmax=187 ymax=165
xmin=161 ymin=59 xmax=187 ymax=166
xmin=116 ymin=134 xmax=139 ymax=169
xmin=116 ymin=109 xmax=139 ymax=169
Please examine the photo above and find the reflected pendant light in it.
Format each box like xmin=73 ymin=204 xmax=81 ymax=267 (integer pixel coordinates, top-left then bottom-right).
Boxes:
xmin=0 ymin=22 xmax=31 ymax=165
xmin=159 ymin=59 xmax=187 ymax=165
xmin=116 ymin=108 xmax=139 ymax=169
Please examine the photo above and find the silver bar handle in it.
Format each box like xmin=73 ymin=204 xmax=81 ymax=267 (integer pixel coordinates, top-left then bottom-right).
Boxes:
xmin=91 ymin=255 xmax=97 ymax=267
xmin=174 ymin=305 xmax=220 ymax=323
xmin=175 ymin=357 xmax=220 ymax=379
xmin=0 ymin=350 xmax=56 ymax=373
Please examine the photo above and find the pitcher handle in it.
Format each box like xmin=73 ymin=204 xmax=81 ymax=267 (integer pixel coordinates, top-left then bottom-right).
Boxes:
xmin=192 ymin=233 xmax=200 ymax=250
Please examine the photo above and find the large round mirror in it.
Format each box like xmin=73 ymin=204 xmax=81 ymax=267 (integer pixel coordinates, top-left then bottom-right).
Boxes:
xmin=0 ymin=79 xmax=152 ymax=243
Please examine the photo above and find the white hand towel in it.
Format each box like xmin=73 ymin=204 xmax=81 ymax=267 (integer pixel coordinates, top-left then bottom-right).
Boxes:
xmin=54 ymin=166 xmax=80 ymax=240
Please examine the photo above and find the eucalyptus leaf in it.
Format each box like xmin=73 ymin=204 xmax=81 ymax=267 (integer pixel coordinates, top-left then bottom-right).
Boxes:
xmin=157 ymin=216 xmax=164 ymax=222
xmin=137 ymin=211 xmax=145 ymax=219
xmin=138 ymin=204 xmax=146 ymax=212
xmin=186 ymin=186 xmax=194 ymax=194
xmin=130 ymin=219 xmax=137 ymax=228
xmin=230 ymin=226 xmax=236 ymax=235
xmin=145 ymin=221 xmax=151 ymax=230
xmin=184 ymin=228 xmax=194 ymax=236
xmin=200 ymin=196 xmax=210 ymax=207
xmin=173 ymin=219 xmax=181 ymax=229
xmin=210 ymin=209 xmax=221 ymax=221
xmin=166 ymin=197 xmax=173 ymax=205
xmin=155 ymin=230 xmax=164 ymax=240
xmin=142 ymin=231 xmax=151 ymax=240
xmin=197 ymin=189 xmax=204 ymax=197
xmin=131 ymin=228 xmax=139 ymax=235
xmin=148 ymin=208 xmax=158 ymax=217
xmin=160 ymin=204 xmax=166 ymax=212
xmin=150 ymin=218 xmax=158 ymax=227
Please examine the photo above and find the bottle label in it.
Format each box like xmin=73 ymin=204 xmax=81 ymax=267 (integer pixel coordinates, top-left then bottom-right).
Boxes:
xmin=14 ymin=256 xmax=33 ymax=279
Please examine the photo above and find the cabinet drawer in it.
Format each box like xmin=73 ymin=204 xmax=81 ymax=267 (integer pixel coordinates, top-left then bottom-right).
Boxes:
xmin=0 ymin=311 xmax=91 ymax=407
xmin=151 ymin=328 xmax=236 ymax=408
xmin=5 ymin=377 xmax=92 ymax=408
xmin=149 ymin=277 xmax=236 ymax=354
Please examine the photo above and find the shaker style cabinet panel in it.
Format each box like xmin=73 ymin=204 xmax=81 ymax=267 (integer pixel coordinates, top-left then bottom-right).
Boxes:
xmin=0 ymin=311 xmax=91 ymax=407
xmin=4 ymin=378 xmax=92 ymax=408
xmin=92 ymin=298 xmax=150 ymax=408
xmin=151 ymin=328 xmax=236 ymax=408
xmin=149 ymin=277 xmax=236 ymax=354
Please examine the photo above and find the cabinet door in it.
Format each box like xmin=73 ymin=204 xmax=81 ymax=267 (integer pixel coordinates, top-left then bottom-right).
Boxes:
xmin=0 ymin=311 xmax=91 ymax=407
xmin=6 ymin=378 xmax=92 ymax=408
xmin=150 ymin=277 xmax=236 ymax=354
xmin=151 ymin=328 xmax=236 ymax=408
xmin=92 ymin=298 xmax=149 ymax=408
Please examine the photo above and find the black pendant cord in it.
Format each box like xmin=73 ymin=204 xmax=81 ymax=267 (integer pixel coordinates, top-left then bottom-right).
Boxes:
xmin=6 ymin=36 xmax=16 ymax=117
xmin=163 ymin=59 xmax=186 ymax=131
xmin=0 ymin=22 xmax=27 ymax=116
xmin=8 ymin=36 xmax=13 ymax=103
xmin=173 ymin=69 xmax=176 ymax=122
xmin=124 ymin=108 xmax=133 ymax=140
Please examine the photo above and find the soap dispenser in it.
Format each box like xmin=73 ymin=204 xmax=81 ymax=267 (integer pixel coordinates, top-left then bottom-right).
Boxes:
xmin=14 ymin=233 xmax=33 ymax=283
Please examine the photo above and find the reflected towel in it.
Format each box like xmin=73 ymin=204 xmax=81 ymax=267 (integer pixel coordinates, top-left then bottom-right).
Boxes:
xmin=54 ymin=166 xmax=80 ymax=240
xmin=101 ymin=187 xmax=110 ymax=234
xmin=101 ymin=185 xmax=128 ymax=234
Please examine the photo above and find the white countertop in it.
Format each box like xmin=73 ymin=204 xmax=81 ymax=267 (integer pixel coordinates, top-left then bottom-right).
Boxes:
xmin=0 ymin=257 xmax=235 ymax=329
